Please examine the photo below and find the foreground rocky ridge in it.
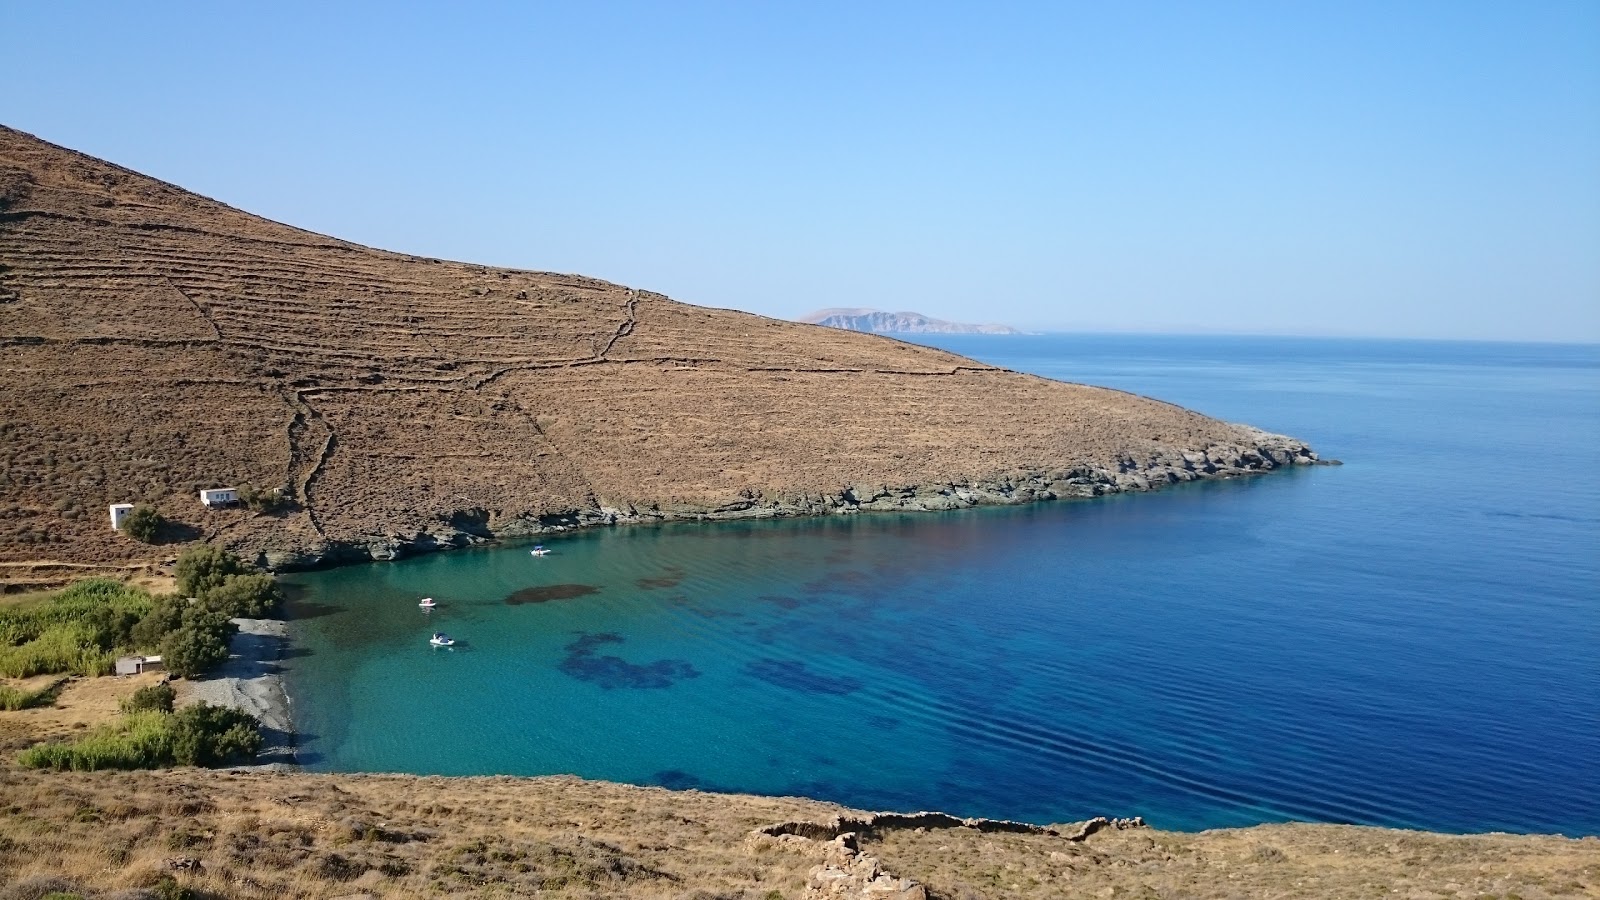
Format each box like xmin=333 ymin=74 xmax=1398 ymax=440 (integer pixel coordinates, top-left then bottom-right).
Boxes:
xmin=0 ymin=124 xmax=1323 ymax=582
xmin=0 ymin=768 xmax=1593 ymax=899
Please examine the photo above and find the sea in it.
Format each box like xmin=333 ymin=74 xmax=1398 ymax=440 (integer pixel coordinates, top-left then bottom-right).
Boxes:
xmin=279 ymin=335 xmax=1600 ymax=835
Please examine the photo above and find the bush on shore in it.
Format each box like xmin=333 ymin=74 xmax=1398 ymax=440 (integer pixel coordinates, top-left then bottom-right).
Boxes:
xmin=0 ymin=547 xmax=279 ymax=681
xmin=157 ymin=609 xmax=234 ymax=679
xmin=18 ymin=702 xmax=262 ymax=771
xmin=174 ymin=545 xmax=281 ymax=616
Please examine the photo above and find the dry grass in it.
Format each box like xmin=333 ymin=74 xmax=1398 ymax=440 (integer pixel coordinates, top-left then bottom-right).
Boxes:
xmin=868 ymin=821 xmax=1600 ymax=900
xmin=1 ymin=124 xmax=1316 ymax=578
xmin=0 ymin=768 xmax=843 ymax=898
xmin=0 ymin=672 xmax=167 ymax=754
xmin=0 ymin=767 xmax=1593 ymax=899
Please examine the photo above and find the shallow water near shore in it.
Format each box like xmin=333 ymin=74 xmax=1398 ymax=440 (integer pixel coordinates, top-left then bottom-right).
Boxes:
xmin=281 ymin=335 xmax=1600 ymax=835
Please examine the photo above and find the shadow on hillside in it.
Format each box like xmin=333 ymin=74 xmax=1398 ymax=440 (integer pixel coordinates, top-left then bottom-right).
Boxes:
xmin=155 ymin=520 xmax=202 ymax=544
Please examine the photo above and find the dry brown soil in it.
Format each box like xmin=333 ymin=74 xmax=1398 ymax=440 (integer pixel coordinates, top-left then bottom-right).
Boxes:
xmin=0 ymin=768 xmax=1594 ymax=899
xmin=0 ymin=671 xmax=166 ymax=752
xmin=2 ymin=124 xmax=1313 ymax=579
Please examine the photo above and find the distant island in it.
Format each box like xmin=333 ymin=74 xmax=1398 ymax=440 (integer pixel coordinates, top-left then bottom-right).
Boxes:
xmin=799 ymin=307 xmax=1025 ymax=335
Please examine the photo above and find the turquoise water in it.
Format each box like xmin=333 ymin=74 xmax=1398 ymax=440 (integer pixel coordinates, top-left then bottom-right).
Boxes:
xmin=281 ymin=336 xmax=1600 ymax=835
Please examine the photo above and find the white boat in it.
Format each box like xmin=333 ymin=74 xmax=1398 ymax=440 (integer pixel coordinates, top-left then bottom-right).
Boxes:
xmin=429 ymin=633 xmax=455 ymax=647
xmin=418 ymin=597 xmax=438 ymax=609
xmin=530 ymin=546 xmax=550 ymax=557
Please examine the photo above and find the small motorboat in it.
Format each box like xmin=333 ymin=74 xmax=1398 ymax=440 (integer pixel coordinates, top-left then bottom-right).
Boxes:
xmin=429 ymin=632 xmax=455 ymax=647
xmin=418 ymin=597 xmax=438 ymax=609
xmin=530 ymin=545 xmax=550 ymax=557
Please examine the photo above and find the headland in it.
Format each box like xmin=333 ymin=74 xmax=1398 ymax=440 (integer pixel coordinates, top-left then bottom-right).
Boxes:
xmin=0 ymin=123 xmax=1322 ymax=588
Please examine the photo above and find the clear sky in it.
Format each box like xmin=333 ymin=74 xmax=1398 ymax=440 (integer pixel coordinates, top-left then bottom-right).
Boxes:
xmin=3 ymin=2 xmax=1597 ymax=341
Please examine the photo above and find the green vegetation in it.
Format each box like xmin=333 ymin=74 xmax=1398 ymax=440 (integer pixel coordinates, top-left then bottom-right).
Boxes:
xmin=175 ymin=544 xmax=280 ymax=615
xmin=237 ymin=483 xmax=290 ymax=512
xmin=0 ymin=547 xmax=280 ymax=681
xmin=0 ymin=580 xmax=152 ymax=678
xmin=120 ymin=682 xmax=175 ymax=714
xmin=118 ymin=503 xmax=164 ymax=543
xmin=17 ymin=702 xmax=262 ymax=771
xmin=0 ymin=677 xmax=65 ymax=711
xmin=156 ymin=608 xmax=233 ymax=679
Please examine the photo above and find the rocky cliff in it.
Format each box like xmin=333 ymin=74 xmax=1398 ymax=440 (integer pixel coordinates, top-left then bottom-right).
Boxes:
xmin=0 ymin=125 xmax=1323 ymax=579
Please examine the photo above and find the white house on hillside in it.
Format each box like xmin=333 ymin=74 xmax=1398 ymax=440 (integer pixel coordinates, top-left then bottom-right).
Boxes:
xmin=199 ymin=488 xmax=239 ymax=507
xmin=108 ymin=502 xmax=134 ymax=530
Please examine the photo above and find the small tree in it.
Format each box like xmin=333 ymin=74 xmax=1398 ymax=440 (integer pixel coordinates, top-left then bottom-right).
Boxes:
xmin=158 ymin=611 xmax=234 ymax=679
xmin=237 ymin=484 xmax=289 ymax=513
xmin=131 ymin=593 xmax=186 ymax=650
xmin=174 ymin=545 xmax=250 ymax=598
xmin=120 ymin=504 xmax=164 ymax=543
xmin=171 ymin=703 xmax=263 ymax=766
xmin=204 ymin=572 xmax=281 ymax=617
xmin=121 ymin=682 xmax=176 ymax=714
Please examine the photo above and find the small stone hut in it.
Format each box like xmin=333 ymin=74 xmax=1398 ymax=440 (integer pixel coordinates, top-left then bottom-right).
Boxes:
xmin=114 ymin=655 xmax=164 ymax=676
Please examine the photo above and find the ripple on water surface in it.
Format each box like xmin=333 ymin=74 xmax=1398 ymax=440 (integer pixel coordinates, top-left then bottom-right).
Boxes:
xmin=281 ymin=337 xmax=1600 ymax=835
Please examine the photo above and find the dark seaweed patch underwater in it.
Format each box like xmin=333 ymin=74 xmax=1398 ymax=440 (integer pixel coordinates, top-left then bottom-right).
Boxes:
xmin=560 ymin=632 xmax=701 ymax=690
xmin=505 ymin=584 xmax=601 ymax=605
xmin=281 ymin=336 xmax=1600 ymax=835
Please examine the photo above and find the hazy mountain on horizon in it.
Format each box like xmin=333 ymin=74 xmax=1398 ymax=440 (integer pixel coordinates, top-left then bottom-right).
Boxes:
xmin=799 ymin=308 xmax=1025 ymax=335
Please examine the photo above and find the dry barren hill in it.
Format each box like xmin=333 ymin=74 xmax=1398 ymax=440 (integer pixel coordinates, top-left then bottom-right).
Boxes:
xmin=0 ymin=125 xmax=1320 ymax=581
xmin=0 ymin=767 xmax=1595 ymax=900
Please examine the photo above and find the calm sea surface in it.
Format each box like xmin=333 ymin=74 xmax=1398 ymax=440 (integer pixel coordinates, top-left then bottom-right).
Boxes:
xmin=280 ymin=335 xmax=1600 ymax=835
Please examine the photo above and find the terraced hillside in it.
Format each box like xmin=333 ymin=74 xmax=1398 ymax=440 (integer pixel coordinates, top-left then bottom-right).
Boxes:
xmin=0 ymin=125 xmax=1320 ymax=580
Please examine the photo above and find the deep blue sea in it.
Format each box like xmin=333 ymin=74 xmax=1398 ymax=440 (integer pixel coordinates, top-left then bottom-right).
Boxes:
xmin=280 ymin=335 xmax=1600 ymax=835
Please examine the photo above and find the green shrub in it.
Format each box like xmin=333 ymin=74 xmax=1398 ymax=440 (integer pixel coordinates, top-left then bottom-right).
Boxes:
xmin=130 ymin=593 xmax=185 ymax=650
xmin=237 ymin=484 xmax=289 ymax=512
xmin=0 ymin=559 xmax=278 ymax=683
xmin=121 ymin=682 xmax=176 ymax=714
xmin=18 ymin=702 xmax=261 ymax=771
xmin=18 ymin=710 xmax=178 ymax=771
xmin=0 ymin=679 xmax=64 ymax=710
xmin=173 ymin=544 xmax=281 ymax=618
xmin=158 ymin=613 xmax=234 ymax=679
xmin=174 ymin=545 xmax=251 ymax=598
xmin=119 ymin=504 xmax=164 ymax=543
xmin=203 ymin=572 xmax=280 ymax=617
xmin=171 ymin=703 xmax=262 ymax=766
xmin=150 ymin=875 xmax=199 ymax=900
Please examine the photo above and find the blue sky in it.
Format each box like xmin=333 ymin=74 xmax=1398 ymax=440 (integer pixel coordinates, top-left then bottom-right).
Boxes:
xmin=3 ymin=2 xmax=1597 ymax=340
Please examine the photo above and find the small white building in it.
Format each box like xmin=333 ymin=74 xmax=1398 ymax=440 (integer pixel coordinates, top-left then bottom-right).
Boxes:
xmin=199 ymin=487 xmax=239 ymax=507
xmin=114 ymin=654 xmax=164 ymax=676
xmin=109 ymin=502 xmax=135 ymax=530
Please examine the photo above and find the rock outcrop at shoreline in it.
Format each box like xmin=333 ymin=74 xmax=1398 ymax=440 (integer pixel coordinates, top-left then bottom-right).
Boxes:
xmin=0 ymin=124 xmax=1329 ymax=579
xmin=262 ymin=428 xmax=1326 ymax=569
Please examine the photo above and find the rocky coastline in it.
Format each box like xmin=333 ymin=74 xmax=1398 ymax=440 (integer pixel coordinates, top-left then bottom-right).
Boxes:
xmin=257 ymin=427 xmax=1333 ymax=572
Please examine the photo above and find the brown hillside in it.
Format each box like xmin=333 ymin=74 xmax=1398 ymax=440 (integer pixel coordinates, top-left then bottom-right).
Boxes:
xmin=0 ymin=767 xmax=1595 ymax=899
xmin=0 ymin=125 xmax=1320 ymax=579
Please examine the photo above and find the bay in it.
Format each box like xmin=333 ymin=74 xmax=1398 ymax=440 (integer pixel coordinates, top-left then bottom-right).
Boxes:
xmin=281 ymin=335 xmax=1600 ymax=834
